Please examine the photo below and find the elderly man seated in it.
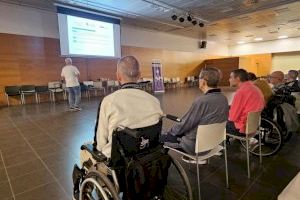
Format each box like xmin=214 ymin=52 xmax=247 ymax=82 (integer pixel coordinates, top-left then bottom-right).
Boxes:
xmin=161 ymin=67 xmax=229 ymax=164
xmin=72 ymin=56 xmax=163 ymax=199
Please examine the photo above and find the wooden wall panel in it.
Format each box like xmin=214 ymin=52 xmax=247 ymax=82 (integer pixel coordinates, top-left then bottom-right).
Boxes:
xmin=202 ymin=57 xmax=239 ymax=86
xmin=0 ymin=33 xmax=222 ymax=106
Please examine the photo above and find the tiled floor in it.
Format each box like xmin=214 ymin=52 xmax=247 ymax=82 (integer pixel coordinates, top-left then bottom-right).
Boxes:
xmin=0 ymin=87 xmax=299 ymax=200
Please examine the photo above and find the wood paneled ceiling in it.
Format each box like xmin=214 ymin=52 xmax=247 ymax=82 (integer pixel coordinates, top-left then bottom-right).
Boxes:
xmin=1 ymin=0 xmax=300 ymax=44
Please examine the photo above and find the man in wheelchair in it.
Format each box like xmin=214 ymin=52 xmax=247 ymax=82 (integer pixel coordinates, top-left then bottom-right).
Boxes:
xmin=72 ymin=56 xmax=165 ymax=200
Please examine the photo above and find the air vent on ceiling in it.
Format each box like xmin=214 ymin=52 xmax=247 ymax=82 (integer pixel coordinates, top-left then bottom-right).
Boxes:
xmin=229 ymin=30 xmax=240 ymax=33
xmin=243 ymin=0 xmax=259 ymax=6
xmin=237 ymin=16 xmax=252 ymax=20
xmin=288 ymin=18 xmax=300 ymax=23
xmin=274 ymin=7 xmax=290 ymax=13
xmin=245 ymin=35 xmax=254 ymax=37
xmin=208 ymin=34 xmax=217 ymax=37
xmin=256 ymin=25 xmax=267 ymax=28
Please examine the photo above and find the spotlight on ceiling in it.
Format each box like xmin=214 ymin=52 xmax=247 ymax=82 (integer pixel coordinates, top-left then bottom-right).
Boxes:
xmin=171 ymin=14 xmax=177 ymax=20
xmin=187 ymin=15 xmax=192 ymax=22
xmin=192 ymin=20 xmax=197 ymax=25
xmin=179 ymin=17 xmax=185 ymax=22
xmin=199 ymin=22 xmax=204 ymax=27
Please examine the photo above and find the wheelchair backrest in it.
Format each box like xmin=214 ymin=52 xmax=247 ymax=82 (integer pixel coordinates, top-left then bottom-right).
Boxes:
xmin=110 ymin=120 xmax=162 ymax=167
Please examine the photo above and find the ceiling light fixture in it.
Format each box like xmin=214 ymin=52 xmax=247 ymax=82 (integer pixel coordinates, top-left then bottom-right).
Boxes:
xmin=254 ymin=37 xmax=263 ymax=41
xmin=237 ymin=41 xmax=245 ymax=44
xmin=278 ymin=35 xmax=288 ymax=39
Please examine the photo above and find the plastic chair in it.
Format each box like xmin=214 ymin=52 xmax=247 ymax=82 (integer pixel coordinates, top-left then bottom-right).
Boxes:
xmin=20 ymin=85 xmax=37 ymax=104
xmin=35 ymin=86 xmax=51 ymax=103
xmin=48 ymin=81 xmax=64 ymax=102
xmin=5 ymin=86 xmax=21 ymax=106
xmin=226 ymin=111 xmax=262 ymax=178
xmin=165 ymin=122 xmax=229 ymax=200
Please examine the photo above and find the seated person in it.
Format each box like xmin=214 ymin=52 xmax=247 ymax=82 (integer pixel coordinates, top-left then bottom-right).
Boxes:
xmin=73 ymin=56 xmax=163 ymax=199
xmin=227 ymin=69 xmax=265 ymax=135
xmin=268 ymin=71 xmax=285 ymax=93
xmin=286 ymin=70 xmax=300 ymax=92
xmin=161 ymin=67 xmax=229 ymax=160
xmin=248 ymin=72 xmax=273 ymax=103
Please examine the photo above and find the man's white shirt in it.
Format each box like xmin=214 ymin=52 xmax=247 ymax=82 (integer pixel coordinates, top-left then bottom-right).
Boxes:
xmin=61 ymin=65 xmax=80 ymax=87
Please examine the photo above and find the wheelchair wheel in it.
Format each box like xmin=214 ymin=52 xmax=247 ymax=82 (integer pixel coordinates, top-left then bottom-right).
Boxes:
xmin=240 ymin=118 xmax=283 ymax=157
xmin=164 ymin=154 xmax=193 ymax=200
xmin=80 ymin=170 xmax=119 ymax=200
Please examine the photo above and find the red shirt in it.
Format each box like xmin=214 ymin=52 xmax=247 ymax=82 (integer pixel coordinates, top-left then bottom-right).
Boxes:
xmin=229 ymin=81 xmax=265 ymax=133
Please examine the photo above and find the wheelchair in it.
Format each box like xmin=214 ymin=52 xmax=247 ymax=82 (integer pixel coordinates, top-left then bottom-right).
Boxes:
xmin=73 ymin=115 xmax=193 ymax=200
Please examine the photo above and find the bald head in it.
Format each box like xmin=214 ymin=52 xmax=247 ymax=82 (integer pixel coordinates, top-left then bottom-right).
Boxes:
xmin=65 ymin=58 xmax=72 ymax=65
xmin=269 ymin=71 xmax=284 ymax=86
xmin=287 ymin=70 xmax=298 ymax=82
xmin=117 ymin=56 xmax=141 ymax=84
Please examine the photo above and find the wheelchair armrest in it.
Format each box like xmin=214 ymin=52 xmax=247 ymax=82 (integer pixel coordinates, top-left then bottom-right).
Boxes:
xmin=81 ymin=144 xmax=107 ymax=162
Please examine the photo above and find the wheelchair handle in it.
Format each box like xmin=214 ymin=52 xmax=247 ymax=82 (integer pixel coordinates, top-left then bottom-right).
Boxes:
xmin=164 ymin=114 xmax=182 ymax=122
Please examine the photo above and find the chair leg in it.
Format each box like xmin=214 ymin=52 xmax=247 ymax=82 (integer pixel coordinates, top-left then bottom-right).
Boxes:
xmin=35 ymin=93 xmax=38 ymax=103
xmin=224 ymin=140 xmax=229 ymax=188
xmin=196 ymin=154 xmax=201 ymax=200
xmin=5 ymin=94 xmax=9 ymax=106
xmin=259 ymin=131 xmax=262 ymax=164
xmin=246 ymin=137 xmax=251 ymax=179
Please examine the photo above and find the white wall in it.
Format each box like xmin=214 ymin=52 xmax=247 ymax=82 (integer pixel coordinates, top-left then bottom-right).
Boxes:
xmin=0 ymin=2 xmax=59 ymax=38
xmin=121 ymin=25 xmax=228 ymax=54
xmin=229 ymin=37 xmax=300 ymax=56
xmin=0 ymin=2 xmax=228 ymax=55
xmin=272 ymin=52 xmax=300 ymax=73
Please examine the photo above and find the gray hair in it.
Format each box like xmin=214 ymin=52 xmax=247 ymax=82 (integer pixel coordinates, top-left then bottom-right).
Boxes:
xmin=288 ymin=70 xmax=298 ymax=81
xmin=199 ymin=67 xmax=221 ymax=87
xmin=65 ymin=57 xmax=72 ymax=65
xmin=117 ymin=56 xmax=141 ymax=81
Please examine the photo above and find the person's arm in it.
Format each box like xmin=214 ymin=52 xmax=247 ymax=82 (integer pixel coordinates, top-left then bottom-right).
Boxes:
xmin=96 ymin=98 xmax=110 ymax=152
xmin=229 ymin=92 xmax=243 ymax=122
xmin=166 ymin=99 xmax=204 ymax=137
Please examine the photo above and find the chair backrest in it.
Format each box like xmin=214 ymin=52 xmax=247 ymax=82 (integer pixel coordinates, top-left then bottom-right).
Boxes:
xmin=20 ymin=85 xmax=36 ymax=92
xmin=245 ymin=111 xmax=262 ymax=134
xmin=110 ymin=121 xmax=162 ymax=167
xmin=35 ymin=86 xmax=49 ymax=92
xmin=5 ymin=86 xmax=20 ymax=95
xmin=48 ymin=81 xmax=61 ymax=89
xmin=93 ymin=81 xmax=103 ymax=88
xmin=195 ymin=122 xmax=226 ymax=153
xmin=83 ymin=81 xmax=94 ymax=87
xmin=107 ymin=80 xmax=115 ymax=86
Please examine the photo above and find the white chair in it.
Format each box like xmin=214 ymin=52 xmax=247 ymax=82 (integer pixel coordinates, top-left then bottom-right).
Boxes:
xmin=164 ymin=122 xmax=229 ymax=200
xmin=226 ymin=111 xmax=262 ymax=179
xmin=48 ymin=81 xmax=64 ymax=102
xmin=107 ymin=80 xmax=115 ymax=93
xmin=93 ymin=81 xmax=106 ymax=96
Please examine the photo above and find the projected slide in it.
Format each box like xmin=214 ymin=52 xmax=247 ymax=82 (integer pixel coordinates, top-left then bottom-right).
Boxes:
xmin=67 ymin=15 xmax=115 ymax=56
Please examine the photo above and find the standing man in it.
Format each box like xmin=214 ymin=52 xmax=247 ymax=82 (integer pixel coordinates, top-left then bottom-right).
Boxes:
xmin=227 ymin=69 xmax=265 ymax=135
xmin=61 ymin=58 xmax=81 ymax=111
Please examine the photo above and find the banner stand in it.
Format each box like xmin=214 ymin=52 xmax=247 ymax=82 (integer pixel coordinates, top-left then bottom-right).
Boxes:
xmin=152 ymin=59 xmax=165 ymax=93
